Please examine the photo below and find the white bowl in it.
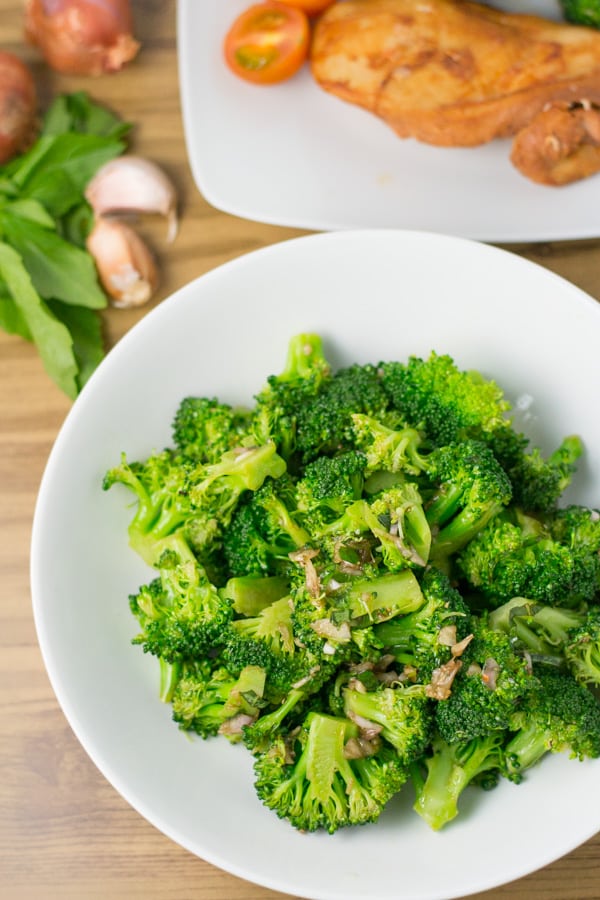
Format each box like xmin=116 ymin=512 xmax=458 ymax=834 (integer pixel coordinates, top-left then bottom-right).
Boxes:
xmin=31 ymin=230 xmax=600 ymax=900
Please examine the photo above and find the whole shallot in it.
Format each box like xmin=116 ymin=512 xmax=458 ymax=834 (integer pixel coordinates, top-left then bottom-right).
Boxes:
xmin=24 ymin=0 xmax=140 ymax=76
xmin=0 ymin=51 xmax=37 ymax=164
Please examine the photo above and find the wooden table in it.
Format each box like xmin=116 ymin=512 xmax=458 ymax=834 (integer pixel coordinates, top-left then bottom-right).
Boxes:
xmin=1 ymin=2 xmax=599 ymax=898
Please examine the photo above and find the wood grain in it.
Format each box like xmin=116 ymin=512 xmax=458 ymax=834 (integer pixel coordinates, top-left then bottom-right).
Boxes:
xmin=1 ymin=2 xmax=599 ymax=899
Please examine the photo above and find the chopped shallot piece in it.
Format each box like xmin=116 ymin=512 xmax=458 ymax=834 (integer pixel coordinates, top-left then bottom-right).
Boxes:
xmin=451 ymin=633 xmax=474 ymax=658
xmin=426 ymin=658 xmax=463 ymax=700
xmin=346 ymin=711 xmax=383 ymax=739
xmin=217 ymin=713 xmax=256 ymax=737
xmin=482 ymin=657 xmax=501 ymax=691
xmin=438 ymin=625 xmax=457 ymax=646
xmin=343 ymin=735 xmax=382 ymax=759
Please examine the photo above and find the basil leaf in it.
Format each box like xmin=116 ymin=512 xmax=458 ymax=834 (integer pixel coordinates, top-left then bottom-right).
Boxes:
xmin=43 ymin=91 xmax=131 ymax=139
xmin=47 ymin=300 xmax=104 ymax=391
xmin=0 ymin=210 xmax=107 ymax=310
xmin=2 ymin=198 xmax=56 ymax=228
xmin=0 ymin=289 xmax=32 ymax=341
xmin=11 ymin=133 xmax=125 ymax=217
xmin=0 ymin=242 xmax=78 ymax=399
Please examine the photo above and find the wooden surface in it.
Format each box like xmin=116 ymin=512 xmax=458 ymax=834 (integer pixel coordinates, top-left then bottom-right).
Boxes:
xmin=1 ymin=2 xmax=600 ymax=898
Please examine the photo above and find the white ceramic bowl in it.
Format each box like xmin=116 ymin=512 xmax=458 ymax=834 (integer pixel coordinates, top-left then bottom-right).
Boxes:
xmin=31 ymin=230 xmax=600 ymax=900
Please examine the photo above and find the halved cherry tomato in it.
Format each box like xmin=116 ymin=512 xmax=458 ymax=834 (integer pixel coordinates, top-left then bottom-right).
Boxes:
xmin=279 ymin=0 xmax=336 ymax=14
xmin=223 ymin=2 xmax=310 ymax=86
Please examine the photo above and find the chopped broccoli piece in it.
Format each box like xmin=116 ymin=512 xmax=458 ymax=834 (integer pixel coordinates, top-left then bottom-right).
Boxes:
xmin=379 ymin=352 xmax=512 ymax=448
xmin=172 ymin=396 xmax=251 ymax=463
xmin=374 ymin=567 xmax=470 ymax=681
xmin=560 ymin=0 xmax=600 ymax=29
xmin=434 ymin=616 xmax=532 ymax=743
xmin=294 ymin=363 xmax=390 ymax=462
xmin=342 ymin=682 xmax=433 ymax=764
xmin=129 ymin=540 xmax=233 ymax=662
xmin=504 ymin=668 xmax=600 ymax=780
xmin=222 ymin=474 xmax=309 ymax=577
xmin=253 ymin=711 xmax=408 ymax=832
xmin=221 ymin=573 xmax=290 ymax=617
xmin=412 ymin=731 xmax=504 ymax=830
xmin=424 ymin=441 xmax=513 ymax=560
xmin=171 ymin=661 xmax=266 ymax=741
xmin=457 ymin=509 xmax=598 ymax=608
xmin=564 ymin=606 xmax=600 ymax=687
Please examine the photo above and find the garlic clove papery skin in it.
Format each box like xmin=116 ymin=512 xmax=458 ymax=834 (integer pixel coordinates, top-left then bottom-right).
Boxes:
xmin=85 ymin=155 xmax=179 ymax=242
xmin=86 ymin=218 xmax=158 ymax=309
xmin=24 ymin=0 xmax=140 ymax=76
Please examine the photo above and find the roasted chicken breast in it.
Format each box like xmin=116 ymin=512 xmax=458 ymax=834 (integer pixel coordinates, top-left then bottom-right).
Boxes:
xmin=310 ymin=0 xmax=600 ymax=182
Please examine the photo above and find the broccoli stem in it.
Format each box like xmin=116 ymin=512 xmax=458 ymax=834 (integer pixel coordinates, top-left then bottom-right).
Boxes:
xmin=159 ymin=657 xmax=182 ymax=703
xmin=223 ymin=574 xmax=290 ymax=616
xmin=413 ymin=735 xmax=502 ymax=830
xmin=346 ymin=569 xmax=424 ymax=623
xmin=504 ymin=725 xmax=549 ymax=779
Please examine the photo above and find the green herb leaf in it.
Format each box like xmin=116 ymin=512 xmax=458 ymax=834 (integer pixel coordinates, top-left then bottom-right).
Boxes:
xmin=0 ymin=289 xmax=32 ymax=341
xmin=0 ymin=209 xmax=107 ymax=310
xmin=10 ymin=133 xmax=126 ymax=218
xmin=42 ymin=91 xmax=131 ymax=140
xmin=47 ymin=299 xmax=105 ymax=391
xmin=0 ymin=242 xmax=78 ymax=399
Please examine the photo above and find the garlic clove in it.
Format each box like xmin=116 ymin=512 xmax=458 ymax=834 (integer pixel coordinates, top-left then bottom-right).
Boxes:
xmin=85 ymin=155 xmax=178 ymax=242
xmin=86 ymin=218 xmax=158 ymax=309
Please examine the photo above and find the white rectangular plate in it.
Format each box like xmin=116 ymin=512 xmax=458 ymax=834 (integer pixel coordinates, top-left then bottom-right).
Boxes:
xmin=178 ymin=0 xmax=600 ymax=241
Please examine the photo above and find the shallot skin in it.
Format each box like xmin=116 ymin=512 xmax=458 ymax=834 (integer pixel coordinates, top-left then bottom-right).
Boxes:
xmin=0 ymin=51 xmax=37 ymax=164
xmin=24 ymin=0 xmax=140 ymax=76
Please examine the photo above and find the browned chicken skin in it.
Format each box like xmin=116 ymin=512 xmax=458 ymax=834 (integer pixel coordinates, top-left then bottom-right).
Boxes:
xmin=310 ymin=0 xmax=600 ymax=183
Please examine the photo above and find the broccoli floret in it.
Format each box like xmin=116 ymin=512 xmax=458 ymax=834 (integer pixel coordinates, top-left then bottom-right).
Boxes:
xmin=103 ymin=450 xmax=194 ymax=566
xmin=508 ymin=436 xmax=583 ymax=515
xmin=411 ymin=731 xmax=504 ymax=831
xmin=565 ymin=606 xmax=600 ymax=687
xmin=189 ymin=441 xmax=286 ymax=522
xmin=423 ymin=441 xmax=513 ymax=560
xmin=378 ymin=351 xmax=581 ymax=515
xmin=350 ymin=413 xmax=428 ymax=477
xmin=548 ymin=504 xmax=600 ymax=593
xmin=434 ymin=616 xmax=532 ymax=743
xmin=560 ymin=0 xmax=600 ymax=29
xmin=251 ymin=333 xmax=331 ymax=460
xmin=223 ymin=593 xmax=335 ymax=703
xmin=222 ymin=474 xmax=309 ymax=578
xmin=129 ymin=540 xmax=233 ymax=662
xmin=374 ymin=568 xmax=470 ymax=681
xmin=308 ymin=483 xmax=431 ymax=572
xmin=172 ymin=396 xmax=252 ymax=463
xmin=295 ymin=450 xmax=367 ymax=522
xmin=253 ymin=710 xmax=408 ymax=833
xmin=504 ymin=668 xmax=600 ymax=781
xmin=342 ymin=682 xmax=433 ymax=765
xmin=379 ymin=352 xmax=512 ymax=448
xmin=294 ymin=363 xmax=390 ymax=462
xmin=488 ymin=596 xmax=584 ymax=661
xmin=457 ymin=510 xmax=598 ymax=608
xmin=171 ymin=661 xmax=266 ymax=741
